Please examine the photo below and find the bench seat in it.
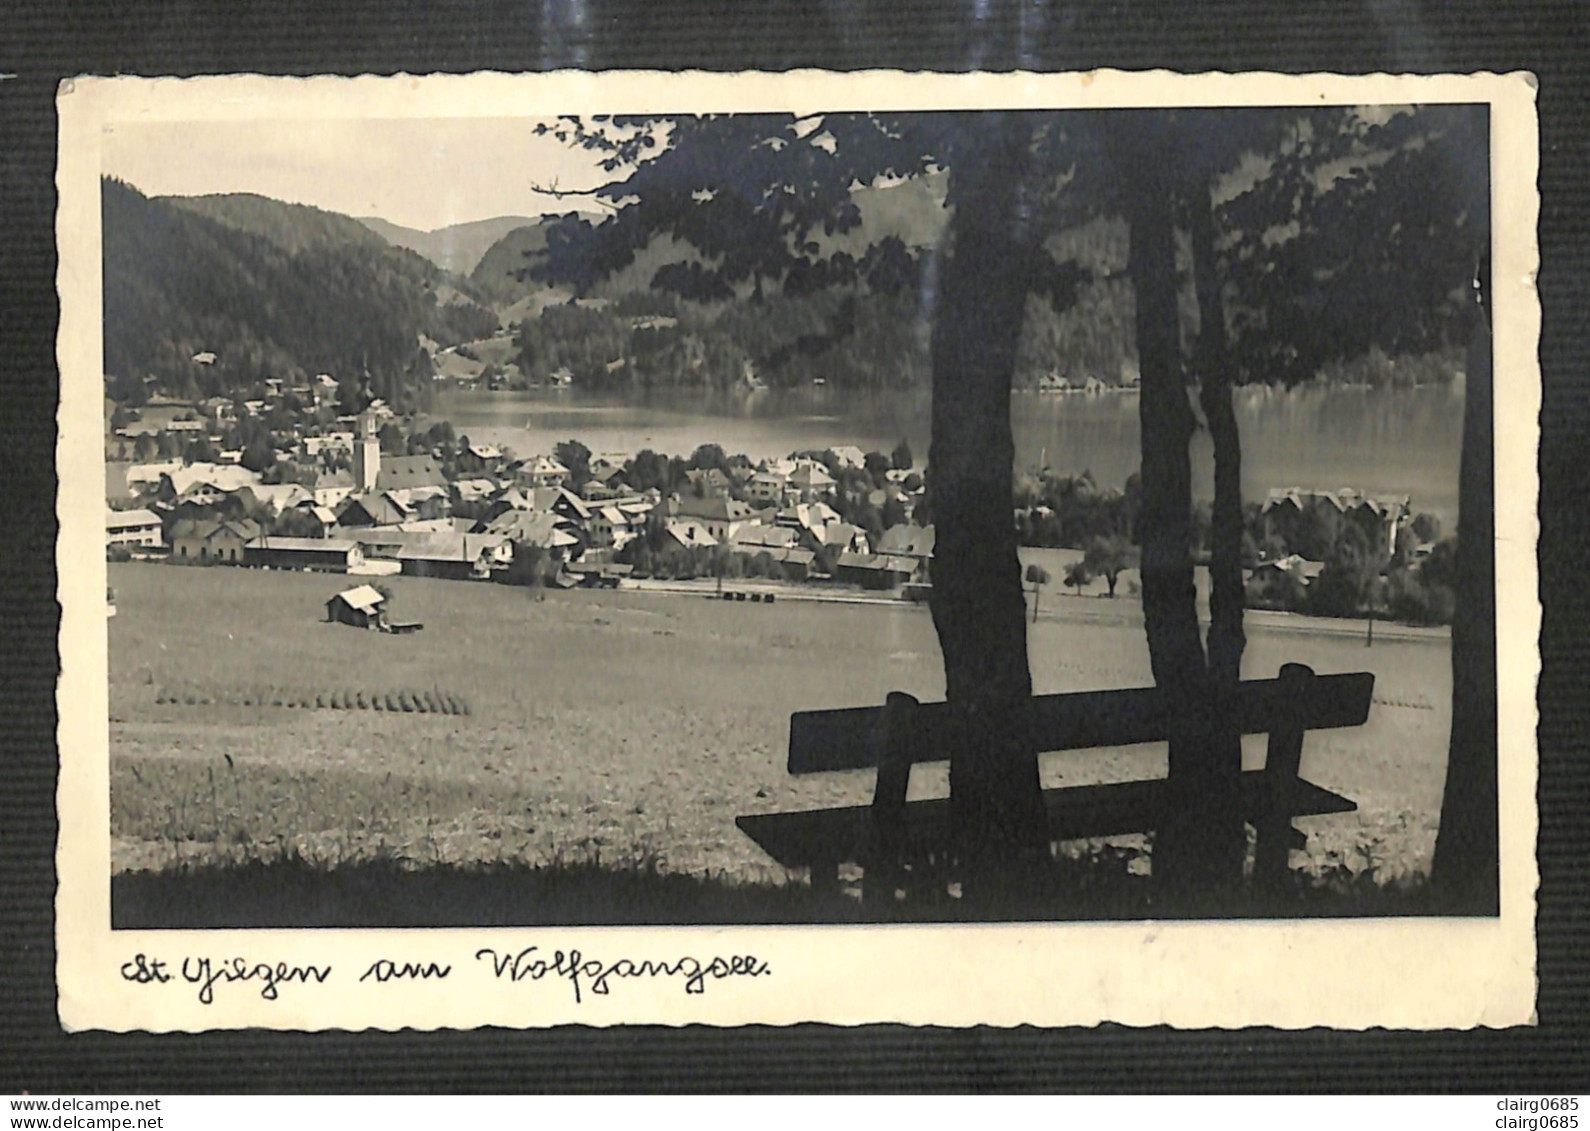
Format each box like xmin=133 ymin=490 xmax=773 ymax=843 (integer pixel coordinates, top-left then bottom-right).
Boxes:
xmin=736 ymin=770 xmax=1355 ymax=870
xmin=736 ymin=664 xmax=1372 ymax=890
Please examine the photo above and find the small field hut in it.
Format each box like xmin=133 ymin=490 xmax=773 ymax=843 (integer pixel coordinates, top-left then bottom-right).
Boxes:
xmin=326 ymin=584 xmax=386 ymax=629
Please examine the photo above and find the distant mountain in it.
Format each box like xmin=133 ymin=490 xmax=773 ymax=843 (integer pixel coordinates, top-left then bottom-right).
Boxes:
xmin=356 ymin=214 xmax=550 ymax=276
xmin=105 ymin=180 xmax=499 ymax=410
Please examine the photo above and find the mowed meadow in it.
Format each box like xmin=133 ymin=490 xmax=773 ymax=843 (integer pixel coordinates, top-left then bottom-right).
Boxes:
xmin=107 ymin=561 xmax=1453 ymax=921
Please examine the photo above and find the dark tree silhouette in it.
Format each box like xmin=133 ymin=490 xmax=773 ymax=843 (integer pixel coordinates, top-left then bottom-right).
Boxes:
xmin=555 ymin=439 xmax=593 ymax=489
xmin=1083 ymin=534 xmax=1134 ymax=598
xmin=528 ymin=106 xmax=1494 ymax=900
xmin=1430 ymin=260 xmax=1497 ymax=912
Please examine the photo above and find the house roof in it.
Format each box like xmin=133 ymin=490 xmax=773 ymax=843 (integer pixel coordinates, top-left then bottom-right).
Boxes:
xmin=248 ymin=537 xmax=359 ymax=553
xmin=106 ymin=507 xmax=161 ymax=529
xmin=486 ymin=510 xmax=580 ymax=548
xmin=345 ymin=528 xmax=447 ymax=552
xmin=525 ymin=455 xmax=570 ymax=476
xmin=731 ymin=523 xmax=799 ymax=550
xmin=551 ymin=486 xmax=593 ymax=519
xmin=1261 ymin=487 xmax=1412 ymax=517
xmin=242 ymin=483 xmax=311 ymax=509
xmin=875 ymin=523 xmax=936 ymax=558
xmin=171 ymin=517 xmax=261 ymax=542
xmin=588 ymin=453 xmax=630 ymax=481
xmin=451 ymin=478 xmax=499 ymax=503
xmin=394 ymin=518 xmax=456 ymax=533
xmin=789 ymin=464 xmax=836 ymax=488
xmin=126 ymin=460 xmax=184 ymax=485
xmin=820 ymin=521 xmax=862 ymax=548
xmin=330 ymin=585 xmax=385 ymax=614
xmin=162 ymin=463 xmax=261 ymax=496
xmin=494 ymin=487 xmax=531 ymax=512
xmin=665 ymin=521 xmax=718 ymax=549
xmin=389 ymin=484 xmax=449 ymax=505
xmin=837 ymin=551 xmax=916 ymax=572
xmin=374 ymin=454 xmax=445 ymax=490
xmin=395 ymin=533 xmax=511 ymax=562
xmin=337 ymin=492 xmax=409 ymax=526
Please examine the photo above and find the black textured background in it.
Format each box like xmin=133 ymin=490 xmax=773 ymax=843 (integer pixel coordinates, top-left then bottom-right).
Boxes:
xmin=2 ymin=0 xmax=1586 ymax=1094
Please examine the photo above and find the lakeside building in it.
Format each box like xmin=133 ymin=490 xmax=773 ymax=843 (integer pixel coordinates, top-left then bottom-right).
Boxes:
xmin=1260 ymin=487 xmax=1411 ymax=560
xmin=456 ymin=441 xmax=504 ymax=476
xmin=746 ymin=471 xmax=788 ymax=505
xmin=518 ymin=455 xmax=571 ymax=489
xmin=788 ymin=463 xmax=836 ymax=498
xmin=660 ymin=494 xmax=761 ymax=542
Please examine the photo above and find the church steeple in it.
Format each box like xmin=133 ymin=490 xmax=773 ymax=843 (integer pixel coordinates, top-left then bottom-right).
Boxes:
xmin=353 ymin=409 xmax=381 ymax=492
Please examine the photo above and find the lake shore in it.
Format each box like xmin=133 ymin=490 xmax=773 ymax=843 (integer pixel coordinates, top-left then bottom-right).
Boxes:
xmin=429 ymin=381 xmax=1465 ymax=526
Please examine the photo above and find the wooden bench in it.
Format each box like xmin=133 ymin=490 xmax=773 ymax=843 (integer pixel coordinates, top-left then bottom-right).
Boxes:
xmin=736 ymin=663 xmax=1372 ymax=894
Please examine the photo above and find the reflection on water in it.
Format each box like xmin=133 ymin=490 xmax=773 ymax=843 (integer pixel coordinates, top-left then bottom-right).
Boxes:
xmin=428 ymin=382 xmax=1465 ymax=524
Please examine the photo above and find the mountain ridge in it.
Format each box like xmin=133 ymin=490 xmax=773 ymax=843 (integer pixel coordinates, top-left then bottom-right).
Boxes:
xmin=106 ymin=179 xmax=498 ymax=409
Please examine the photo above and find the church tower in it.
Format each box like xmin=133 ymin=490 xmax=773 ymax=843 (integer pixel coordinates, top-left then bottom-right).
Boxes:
xmin=353 ymin=409 xmax=380 ymax=492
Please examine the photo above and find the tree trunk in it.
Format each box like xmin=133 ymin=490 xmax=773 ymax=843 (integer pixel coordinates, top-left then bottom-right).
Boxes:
xmin=1430 ymin=267 xmax=1498 ymax=913
xmin=1187 ymin=175 xmax=1249 ymax=886
xmin=929 ymin=115 xmax=1048 ymax=858
xmin=1116 ymin=114 xmax=1222 ymax=898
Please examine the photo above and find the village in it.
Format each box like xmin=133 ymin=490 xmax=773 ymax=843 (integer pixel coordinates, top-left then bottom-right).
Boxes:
xmin=105 ymin=375 xmax=940 ymax=607
xmin=104 ymin=370 xmax=1450 ymax=628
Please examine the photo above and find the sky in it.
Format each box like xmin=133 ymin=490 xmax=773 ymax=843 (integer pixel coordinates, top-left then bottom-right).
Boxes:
xmin=101 ymin=117 xmax=622 ymax=231
xmin=100 ymin=106 xmax=1426 ymax=234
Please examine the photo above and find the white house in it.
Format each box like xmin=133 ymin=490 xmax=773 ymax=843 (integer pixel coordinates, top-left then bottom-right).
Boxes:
xmin=106 ymin=508 xmax=163 ymax=549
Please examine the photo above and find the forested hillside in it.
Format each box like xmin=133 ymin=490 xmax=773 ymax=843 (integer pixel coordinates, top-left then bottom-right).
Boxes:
xmin=103 ymin=180 xmax=498 ymax=411
xmin=467 ymin=213 xmax=680 ymax=306
xmin=508 ymin=196 xmax=1138 ymax=392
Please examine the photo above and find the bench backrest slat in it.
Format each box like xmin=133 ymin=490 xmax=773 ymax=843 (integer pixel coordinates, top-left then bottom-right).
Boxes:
xmin=787 ymin=671 xmax=1375 ymax=775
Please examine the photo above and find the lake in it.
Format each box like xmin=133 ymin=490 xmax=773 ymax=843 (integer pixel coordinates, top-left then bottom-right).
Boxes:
xmin=426 ymin=382 xmax=1466 ymax=525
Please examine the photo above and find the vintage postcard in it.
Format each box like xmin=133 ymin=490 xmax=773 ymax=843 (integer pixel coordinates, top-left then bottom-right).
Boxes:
xmin=56 ymin=69 xmax=1539 ymax=1031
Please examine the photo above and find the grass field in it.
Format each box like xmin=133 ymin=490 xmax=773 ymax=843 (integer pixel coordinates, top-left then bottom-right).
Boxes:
xmin=107 ymin=561 xmax=1454 ymax=919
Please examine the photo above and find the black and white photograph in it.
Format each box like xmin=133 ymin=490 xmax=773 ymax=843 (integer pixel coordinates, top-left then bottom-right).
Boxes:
xmin=55 ymin=70 xmax=1539 ymax=1031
